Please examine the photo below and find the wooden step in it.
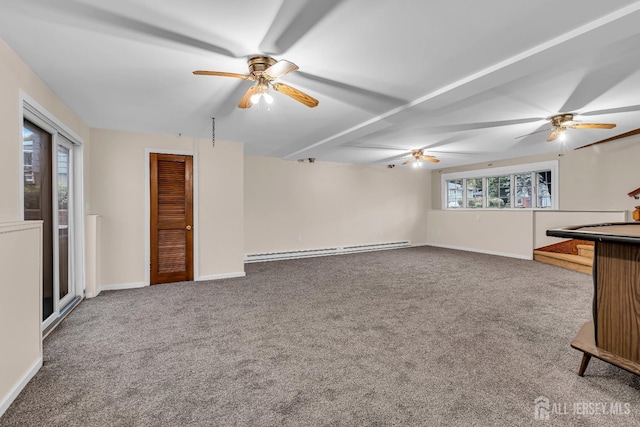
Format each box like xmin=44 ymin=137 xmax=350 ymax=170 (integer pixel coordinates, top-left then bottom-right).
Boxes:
xmin=577 ymin=244 xmax=594 ymax=259
xmin=533 ymin=250 xmax=593 ymax=275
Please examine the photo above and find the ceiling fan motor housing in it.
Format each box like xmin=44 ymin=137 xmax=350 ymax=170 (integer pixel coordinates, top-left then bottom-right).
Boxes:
xmin=248 ymin=56 xmax=277 ymax=78
xmin=550 ymin=113 xmax=574 ymax=127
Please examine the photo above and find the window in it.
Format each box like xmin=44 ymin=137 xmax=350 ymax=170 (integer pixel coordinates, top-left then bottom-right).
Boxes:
xmin=487 ymin=176 xmax=510 ymax=208
xmin=441 ymin=161 xmax=558 ymax=210
xmin=514 ymin=173 xmax=532 ymax=208
xmin=537 ymin=171 xmax=552 ymax=208
xmin=23 ymin=138 xmax=34 ymax=183
xmin=447 ymin=179 xmax=463 ymax=208
xmin=466 ymin=178 xmax=483 ymax=208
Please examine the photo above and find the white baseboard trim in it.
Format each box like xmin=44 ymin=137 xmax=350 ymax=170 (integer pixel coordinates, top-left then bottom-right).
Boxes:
xmin=0 ymin=357 xmax=42 ymax=418
xmin=245 ymin=241 xmax=412 ymax=263
xmin=89 ymin=274 xmax=248 ymax=295
xmin=410 ymin=242 xmax=430 ymax=248
xmin=98 ymin=281 xmax=147 ymax=294
xmin=196 ymin=272 xmax=246 ymax=281
xmin=426 ymin=243 xmax=533 ymax=260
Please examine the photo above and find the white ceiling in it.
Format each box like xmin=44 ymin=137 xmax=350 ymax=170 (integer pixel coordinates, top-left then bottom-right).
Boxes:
xmin=2 ymin=0 xmax=640 ymax=169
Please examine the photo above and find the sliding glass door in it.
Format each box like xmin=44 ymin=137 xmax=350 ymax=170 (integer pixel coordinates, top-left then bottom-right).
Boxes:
xmin=23 ymin=119 xmax=77 ymax=327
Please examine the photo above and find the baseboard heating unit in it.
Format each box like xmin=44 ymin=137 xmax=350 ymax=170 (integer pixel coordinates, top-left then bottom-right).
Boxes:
xmin=245 ymin=241 xmax=411 ymax=263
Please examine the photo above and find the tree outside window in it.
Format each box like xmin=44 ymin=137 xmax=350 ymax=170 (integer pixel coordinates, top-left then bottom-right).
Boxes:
xmin=487 ymin=176 xmax=510 ymax=208
xmin=514 ymin=173 xmax=532 ymax=208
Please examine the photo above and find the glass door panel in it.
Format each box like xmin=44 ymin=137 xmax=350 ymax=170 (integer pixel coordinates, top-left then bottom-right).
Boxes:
xmin=23 ymin=121 xmax=54 ymax=322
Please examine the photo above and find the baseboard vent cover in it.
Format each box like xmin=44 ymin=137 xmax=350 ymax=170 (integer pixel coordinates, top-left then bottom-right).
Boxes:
xmin=245 ymin=241 xmax=411 ymax=263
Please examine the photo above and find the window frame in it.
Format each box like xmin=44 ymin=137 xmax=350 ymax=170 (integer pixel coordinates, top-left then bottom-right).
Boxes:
xmin=441 ymin=161 xmax=558 ymax=210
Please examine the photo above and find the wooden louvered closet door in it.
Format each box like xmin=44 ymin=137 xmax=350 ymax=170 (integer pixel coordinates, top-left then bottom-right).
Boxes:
xmin=150 ymin=153 xmax=193 ymax=284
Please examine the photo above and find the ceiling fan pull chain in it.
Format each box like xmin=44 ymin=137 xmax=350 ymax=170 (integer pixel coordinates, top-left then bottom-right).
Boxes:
xmin=212 ymin=117 xmax=216 ymax=148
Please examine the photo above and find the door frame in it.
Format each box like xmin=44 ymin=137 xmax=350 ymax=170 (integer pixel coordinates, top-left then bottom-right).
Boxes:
xmin=19 ymin=92 xmax=86 ymax=329
xmin=144 ymin=148 xmax=199 ymax=285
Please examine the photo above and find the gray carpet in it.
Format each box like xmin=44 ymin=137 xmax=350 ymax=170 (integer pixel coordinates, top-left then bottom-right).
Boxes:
xmin=2 ymin=246 xmax=640 ymax=426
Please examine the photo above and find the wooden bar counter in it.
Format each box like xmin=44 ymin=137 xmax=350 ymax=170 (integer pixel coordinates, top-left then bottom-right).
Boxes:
xmin=547 ymin=222 xmax=640 ymax=377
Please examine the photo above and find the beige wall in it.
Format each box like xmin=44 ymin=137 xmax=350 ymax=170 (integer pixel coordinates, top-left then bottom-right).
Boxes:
xmin=245 ymin=156 xmax=430 ymax=255
xmin=427 ymin=209 xmax=534 ymax=258
xmin=89 ymin=129 xmax=244 ymax=290
xmin=0 ymin=222 xmax=42 ymax=417
xmin=0 ymin=39 xmax=90 ymax=222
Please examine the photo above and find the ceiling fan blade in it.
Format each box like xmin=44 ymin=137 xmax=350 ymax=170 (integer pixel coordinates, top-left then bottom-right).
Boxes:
xmin=237 ymin=86 xmax=260 ymax=109
xmin=515 ymin=127 xmax=553 ymax=139
xmin=258 ymin=0 xmax=342 ymax=54
xmin=264 ymin=60 xmax=299 ymax=79
xmin=402 ymin=158 xmax=413 ymax=165
xmin=575 ymin=128 xmax=640 ymax=150
xmin=423 ymin=156 xmax=440 ymax=163
xmin=32 ymin=1 xmax=245 ymax=58
xmin=292 ymin=71 xmax=406 ymax=113
xmin=272 ymin=82 xmax=319 ymax=108
xmin=570 ymin=123 xmax=616 ymax=129
xmin=547 ymin=129 xmax=559 ymax=142
xmin=581 ymin=104 xmax=640 ymax=116
xmin=348 ymin=144 xmax=408 ymax=151
xmin=428 ymin=150 xmax=484 ymax=155
xmin=193 ymin=70 xmax=251 ymax=80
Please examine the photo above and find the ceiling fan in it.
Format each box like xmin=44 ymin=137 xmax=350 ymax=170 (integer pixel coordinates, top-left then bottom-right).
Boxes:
xmin=402 ymin=149 xmax=440 ymax=165
xmin=193 ymin=56 xmax=319 ymax=108
xmin=517 ymin=113 xmax=616 ymax=142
